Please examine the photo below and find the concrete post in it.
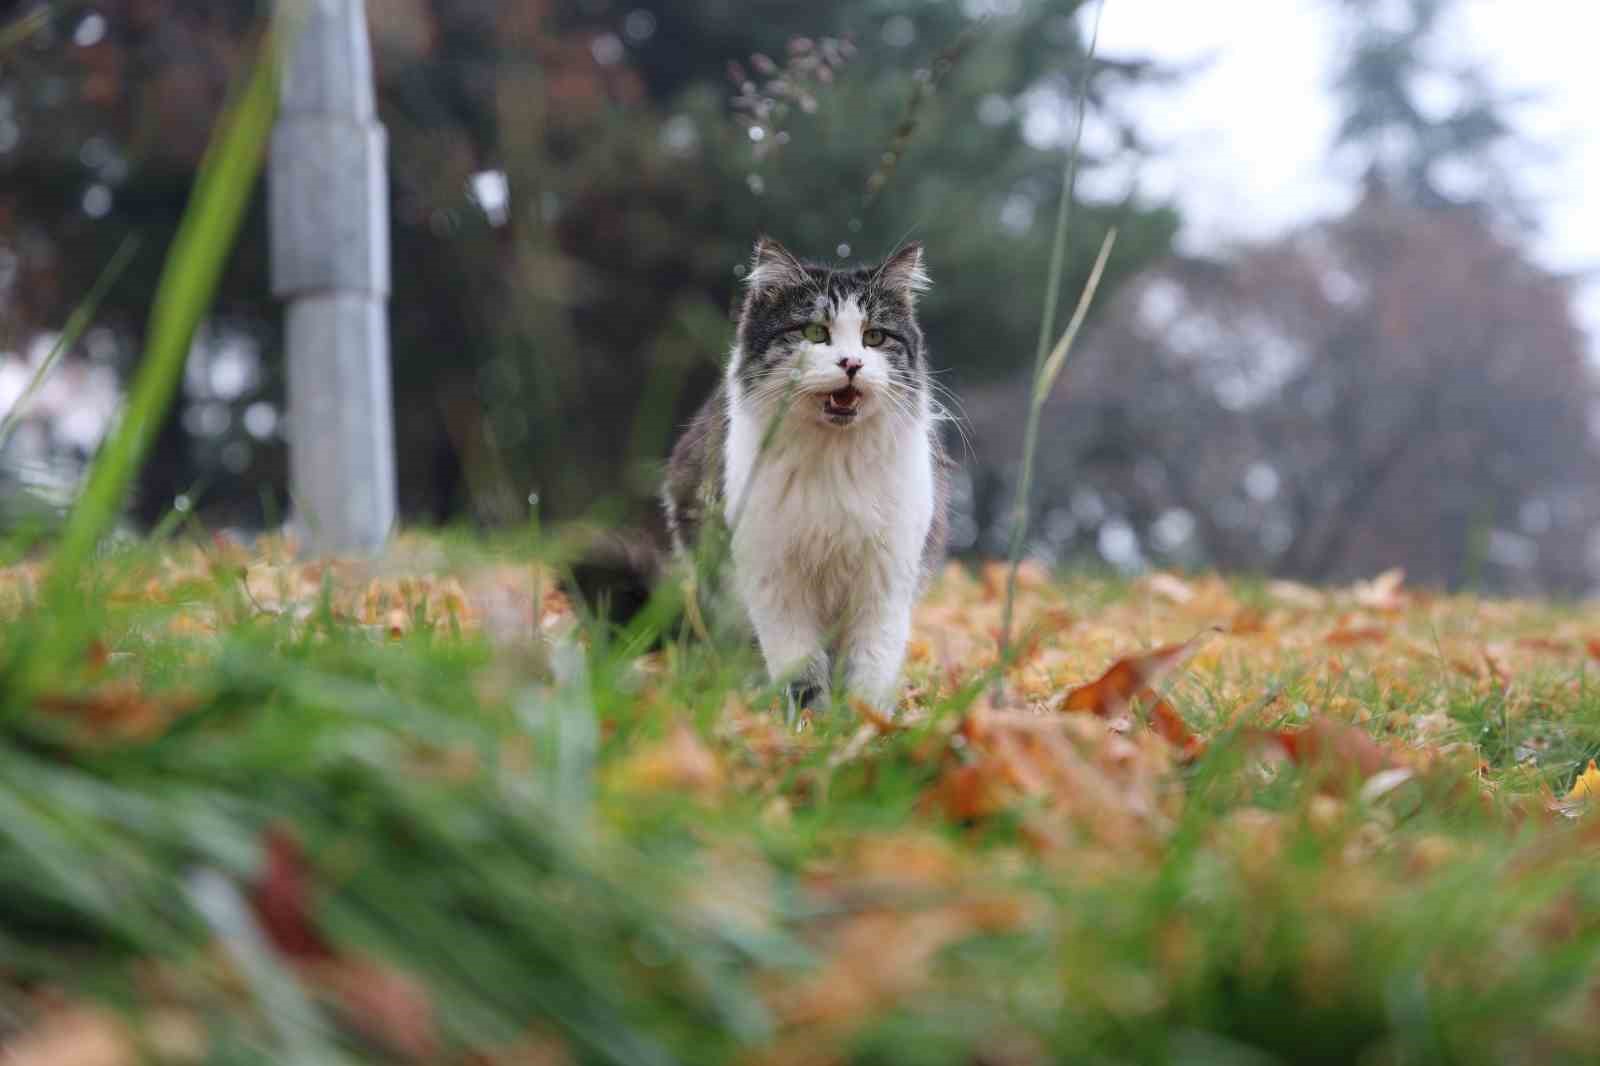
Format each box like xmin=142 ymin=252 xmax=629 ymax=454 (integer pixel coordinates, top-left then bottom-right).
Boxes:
xmin=270 ymin=0 xmax=397 ymax=555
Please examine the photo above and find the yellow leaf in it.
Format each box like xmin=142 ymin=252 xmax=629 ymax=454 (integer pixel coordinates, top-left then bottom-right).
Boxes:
xmin=1565 ymin=759 xmax=1600 ymax=802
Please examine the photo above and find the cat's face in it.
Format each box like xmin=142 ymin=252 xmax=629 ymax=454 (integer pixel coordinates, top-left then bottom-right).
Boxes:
xmin=733 ymin=238 xmax=929 ymax=429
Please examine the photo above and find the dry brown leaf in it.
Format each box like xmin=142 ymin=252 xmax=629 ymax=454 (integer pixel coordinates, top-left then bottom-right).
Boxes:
xmin=304 ymin=957 xmax=440 ymax=1061
xmin=1143 ymin=572 xmax=1196 ymax=605
xmin=1352 ymin=567 xmax=1408 ymax=611
xmin=1248 ymin=717 xmax=1399 ymax=788
xmin=2 ymin=1007 xmax=136 ymax=1066
xmin=1057 ymin=632 xmax=1214 ymax=758
xmin=923 ymin=763 xmax=1008 ymax=821
xmin=1515 ymin=636 xmax=1574 ymax=655
xmin=610 ymin=721 xmax=724 ymax=800
xmin=1325 ymin=624 xmax=1389 ymax=647
xmin=1267 ymin=579 xmax=1326 ymax=609
xmin=35 ymin=684 xmax=201 ymax=742
xmin=1228 ymin=607 xmax=1268 ymax=635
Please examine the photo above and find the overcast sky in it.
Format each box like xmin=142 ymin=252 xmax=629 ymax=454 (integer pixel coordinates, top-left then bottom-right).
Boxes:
xmin=1090 ymin=0 xmax=1600 ymax=348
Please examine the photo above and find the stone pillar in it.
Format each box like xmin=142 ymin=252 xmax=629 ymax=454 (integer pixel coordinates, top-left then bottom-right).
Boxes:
xmin=270 ymin=0 xmax=397 ymax=555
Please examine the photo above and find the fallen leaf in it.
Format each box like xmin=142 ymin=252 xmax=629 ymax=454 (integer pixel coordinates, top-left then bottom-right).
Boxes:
xmin=1566 ymin=760 xmax=1600 ymax=802
xmin=923 ymin=763 xmax=1007 ymax=821
xmin=305 ymin=957 xmax=440 ymax=1061
xmin=609 ymin=721 xmax=723 ymax=800
xmin=1229 ymin=607 xmax=1268 ymax=635
xmin=1143 ymin=572 xmax=1195 ymax=605
xmin=1325 ymin=625 xmax=1389 ymax=647
xmin=1516 ymin=636 xmax=1574 ymax=655
xmin=2 ymin=1007 xmax=135 ymax=1066
xmin=1058 ymin=631 xmax=1215 ymax=757
xmin=1249 ymin=717 xmax=1398 ymax=787
xmin=1353 ymin=568 xmax=1408 ymax=611
xmin=36 ymin=683 xmax=201 ymax=742
xmin=247 ymin=828 xmax=439 ymax=1060
xmin=1267 ymin=579 xmax=1325 ymax=609
xmin=249 ymin=827 xmax=334 ymax=961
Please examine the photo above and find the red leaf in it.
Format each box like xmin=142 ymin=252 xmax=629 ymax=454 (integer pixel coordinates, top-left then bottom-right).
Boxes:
xmin=248 ymin=827 xmax=335 ymax=962
xmin=246 ymin=828 xmax=440 ymax=1060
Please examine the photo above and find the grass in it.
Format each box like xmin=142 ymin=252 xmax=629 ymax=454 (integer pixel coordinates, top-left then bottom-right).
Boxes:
xmin=4 ymin=546 xmax=1600 ymax=1064
xmin=998 ymin=0 xmax=1110 ymax=695
xmin=48 ymin=13 xmax=279 ymax=591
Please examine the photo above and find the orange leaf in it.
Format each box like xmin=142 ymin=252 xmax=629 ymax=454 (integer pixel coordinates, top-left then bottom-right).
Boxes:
xmin=609 ymin=722 xmax=723 ymax=800
xmin=1325 ymin=625 xmax=1388 ymax=647
xmin=1059 ymin=631 xmax=1214 ymax=758
xmin=1251 ymin=717 xmax=1397 ymax=784
xmin=1149 ymin=699 xmax=1207 ymax=760
xmin=36 ymin=684 xmax=200 ymax=742
xmin=1061 ymin=632 xmax=1212 ymax=718
xmin=923 ymin=764 xmax=1007 ymax=821
xmin=1516 ymin=636 xmax=1574 ymax=655
xmin=1228 ymin=608 xmax=1268 ymax=635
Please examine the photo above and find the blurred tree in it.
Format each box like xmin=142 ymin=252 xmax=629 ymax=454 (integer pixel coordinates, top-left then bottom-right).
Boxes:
xmin=972 ymin=183 xmax=1598 ymax=592
xmin=1328 ymin=0 xmax=1530 ymax=217
xmin=0 ymin=0 xmax=1176 ymax=531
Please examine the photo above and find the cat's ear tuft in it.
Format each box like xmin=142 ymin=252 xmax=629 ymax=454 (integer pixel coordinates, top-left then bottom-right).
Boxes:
xmin=746 ymin=236 xmax=809 ymax=294
xmin=878 ymin=241 xmax=931 ymax=299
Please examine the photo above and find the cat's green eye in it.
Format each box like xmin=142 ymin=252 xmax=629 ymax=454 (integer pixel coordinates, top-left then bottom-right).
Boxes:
xmin=862 ymin=328 xmax=886 ymax=348
xmin=802 ymin=322 xmax=830 ymax=344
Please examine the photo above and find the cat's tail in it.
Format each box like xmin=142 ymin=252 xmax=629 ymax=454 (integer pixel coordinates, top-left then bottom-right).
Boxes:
xmin=561 ymin=524 xmax=667 ymax=629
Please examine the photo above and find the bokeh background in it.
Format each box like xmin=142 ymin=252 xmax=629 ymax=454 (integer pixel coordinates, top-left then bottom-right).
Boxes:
xmin=2 ymin=0 xmax=1596 ymax=593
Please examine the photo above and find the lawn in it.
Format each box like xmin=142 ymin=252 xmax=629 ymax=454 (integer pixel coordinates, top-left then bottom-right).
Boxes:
xmin=5 ymin=535 xmax=1600 ymax=1065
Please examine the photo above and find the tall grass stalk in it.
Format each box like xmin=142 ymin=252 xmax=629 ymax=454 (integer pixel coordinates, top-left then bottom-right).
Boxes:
xmin=996 ymin=0 xmax=1107 ymax=699
xmin=48 ymin=19 xmax=281 ymax=591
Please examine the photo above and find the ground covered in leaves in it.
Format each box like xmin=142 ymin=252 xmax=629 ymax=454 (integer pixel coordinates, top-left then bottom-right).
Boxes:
xmin=7 ymin=535 xmax=1600 ymax=1065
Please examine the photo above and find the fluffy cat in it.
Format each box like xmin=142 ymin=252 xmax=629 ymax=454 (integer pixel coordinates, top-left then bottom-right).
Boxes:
xmin=663 ymin=237 xmax=952 ymax=713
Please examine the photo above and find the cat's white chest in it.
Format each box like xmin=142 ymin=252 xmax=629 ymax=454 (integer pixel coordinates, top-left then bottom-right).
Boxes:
xmin=724 ymin=409 xmax=933 ymax=622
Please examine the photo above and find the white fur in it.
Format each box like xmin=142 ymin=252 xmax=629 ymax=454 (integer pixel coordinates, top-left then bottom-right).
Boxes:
xmin=722 ymin=297 xmax=935 ymax=712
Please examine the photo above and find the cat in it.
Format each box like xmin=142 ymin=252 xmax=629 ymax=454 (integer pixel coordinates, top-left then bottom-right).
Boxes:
xmin=662 ymin=237 xmax=952 ymax=714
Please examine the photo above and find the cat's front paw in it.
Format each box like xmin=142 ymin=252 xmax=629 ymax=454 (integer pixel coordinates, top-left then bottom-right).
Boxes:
xmin=785 ymin=678 xmax=826 ymax=726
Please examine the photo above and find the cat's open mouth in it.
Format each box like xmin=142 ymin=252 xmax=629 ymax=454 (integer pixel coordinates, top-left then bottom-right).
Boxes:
xmin=822 ymin=385 xmax=862 ymax=422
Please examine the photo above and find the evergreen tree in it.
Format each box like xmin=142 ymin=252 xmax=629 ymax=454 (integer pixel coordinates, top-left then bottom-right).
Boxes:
xmin=1328 ymin=0 xmax=1526 ymax=216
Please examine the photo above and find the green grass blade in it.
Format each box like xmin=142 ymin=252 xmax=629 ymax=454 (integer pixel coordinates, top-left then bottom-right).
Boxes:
xmin=996 ymin=0 xmax=1108 ymax=698
xmin=1027 ymin=0 xmax=1106 ymax=379
xmin=994 ymin=230 xmax=1115 ymax=699
xmin=49 ymin=21 xmax=281 ymax=586
xmin=0 ymin=235 xmax=141 ymax=452
xmin=1034 ymin=227 xmax=1117 ymax=402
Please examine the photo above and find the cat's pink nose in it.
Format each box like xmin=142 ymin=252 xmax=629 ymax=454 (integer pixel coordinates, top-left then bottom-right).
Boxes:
xmin=838 ymin=357 xmax=863 ymax=379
